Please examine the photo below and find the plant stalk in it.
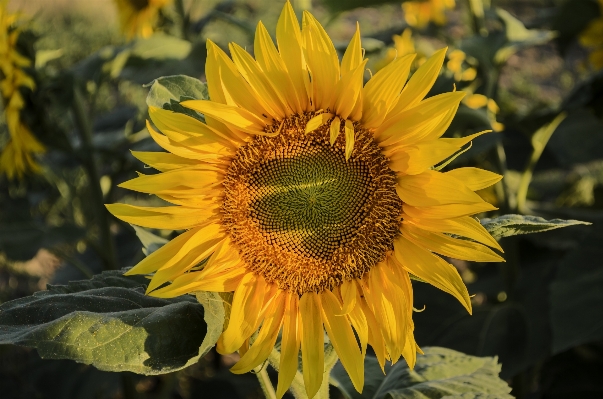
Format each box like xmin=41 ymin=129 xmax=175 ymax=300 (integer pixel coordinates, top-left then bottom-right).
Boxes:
xmin=255 ymin=364 xmax=277 ymax=399
xmin=71 ymin=86 xmax=118 ymax=271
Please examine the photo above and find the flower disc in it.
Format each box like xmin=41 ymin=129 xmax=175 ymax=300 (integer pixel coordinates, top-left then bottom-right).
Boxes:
xmin=222 ymin=112 xmax=402 ymax=294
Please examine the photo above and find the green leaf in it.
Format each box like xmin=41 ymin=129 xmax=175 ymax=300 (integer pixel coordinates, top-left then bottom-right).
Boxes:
xmin=494 ymin=9 xmax=556 ymax=64
xmin=480 ymin=214 xmax=590 ymax=239
xmin=0 ymin=269 xmax=224 ymax=375
xmin=546 ymin=109 xmax=603 ymax=168
xmin=145 ymin=75 xmax=209 ymax=120
xmin=331 ymin=347 xmax=512 ymax=399
xmin=550 ymin=222 xmax=603 ymax=353
xmin=129 ymin=34 xmax=192 ymax=61
xmin=145 ymin=75 xmax=209 ymax=108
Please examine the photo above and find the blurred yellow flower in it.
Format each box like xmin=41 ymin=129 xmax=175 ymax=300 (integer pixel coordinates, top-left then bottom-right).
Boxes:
xmin=114 ymin=0 xmax=172 ymax=39
xmin=375 ymin=28 xmax=421 ymax=71
xmin=403 ymin=0 xmax=455 ymax=29
xmin=0 ymin=1 xmax=44 ymax=180
xmin=579 ymin=0 xmax=603 ymax=70
xmin=375 ymin=28 xmax=430 ymax=73
xmin=109 ymin=3 xmax=503 ymax=397
xmin=446 ymin=49 xmax=477 ymax=81
xmin=464 ymin=93 xmax=504 ymax=132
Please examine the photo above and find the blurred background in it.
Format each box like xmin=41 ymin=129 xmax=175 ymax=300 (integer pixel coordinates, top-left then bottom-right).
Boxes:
xmin=1 ymin=0 xmax=602 ymax=398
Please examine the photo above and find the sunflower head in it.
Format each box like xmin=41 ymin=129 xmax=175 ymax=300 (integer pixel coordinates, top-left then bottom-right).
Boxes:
xmin=108 ymin=2 xmax=503 ymax=398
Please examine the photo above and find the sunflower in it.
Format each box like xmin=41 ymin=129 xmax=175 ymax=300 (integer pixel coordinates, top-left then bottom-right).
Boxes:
xmin=579 ymin=0 xmax=603 ymax=70
xmin=108 ymin=2 xmax=503 ymax=397
xmin=0 ymin=0 xmax=44 ymax=180
xmin=403 ymin=0 xmax=456 ymax=29
xmin=113 ymin=0 xmax=172 ymax=39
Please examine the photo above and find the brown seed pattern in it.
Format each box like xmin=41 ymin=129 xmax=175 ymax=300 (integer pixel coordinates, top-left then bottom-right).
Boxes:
xmin=221 ymin=112 xmax=402 ymax=294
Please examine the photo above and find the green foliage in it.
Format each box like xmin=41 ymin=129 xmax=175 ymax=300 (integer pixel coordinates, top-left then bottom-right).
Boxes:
xmin=481 ymin=214 xmax=591 ymax=239
xmin=551 ymin=223 xmax=603 ymax=353
xmin=0 ymin=269 xmax=224 ymax=375
xmin=331 ymin=347 xmax=512 ymax=399
xmin=145 ymin=74 xmax=209 ymax=120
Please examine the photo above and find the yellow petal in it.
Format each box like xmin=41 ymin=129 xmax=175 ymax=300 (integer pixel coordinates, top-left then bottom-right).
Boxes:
xmin=106 ymin=204 xmax=218 ymax=230
xmin=147 ymin=121 xmax=228 ymax=162
xmin=220 ymin=274 xmax=267 ymax=354
xmin=344 ymin=119 xmax=355 ymax=160
xmin=124 ymin=226 xmax=202 ymax=276
xmin=306 ymin=112 xmax=334 ymax=134
xmin=377 ymin=92 xmax=465 ymax=147
xmin=149 ymin=267 xmax=245 ymax=297
xmin=276 ymin=292 xmax=301 ymax=399
xmin=320 ymin=290 xmax=364 ymax=393
xmin=394 ymin=235 xmax=472 ymax=313
xmin=229 ymin=43 xmax=289 ymax=119
xmin=118 ymin=166 xmax=222 ymax=195
xmin=231 ymin=290 xmax=286 ymax=374
xmin=206 ymin=40 xmax=275 ymax=122
xmin=402 ymin=202 xmax=497 ymax=219
xmin=148 ymin=106 xmax=235 ymax=146
xmin=181 ymin=100 xmax=267 ymax=135
xmin=276 ymin=1 xmax=309 ymax=111
xmin=347 ymin=285 xmax=368 ymax=355
xmin=341 ymin=22 xmax=363 ymax=75
xmin=361 ymin=54 xmax=415 ymax=129
xmin=401 ymin=223 xmax=504 ymax=262
xmin=363 ymin=296 xmax=387 ymax=371
xmin=299 ymin=292 xmax=324 ymax=399
xmin=365 ymin=263 xmax=407 ymax=363
xmin=330 ymin=60 xmax=367 ymax=120
xmin=205 ymin=39 xmax=228 ymax=105
xmin=146 ymin=225 xmax=225 ymax=292
xmin=387 ymin=140 xmax=462 ymax=175
xmin=339 ymin=279 xmax=357 ymax=315
xmin=404 ymin=214 xmax=503 ymax=251
xmin=438 ymin=130 xmax=490 ymax=148
xmin=158 ymin=192 xmax=222 ymax=208
xmin=302 ymin=11 xmax=340 ymax=110
xmin=330 ymin=116 xmax=341 ymax=145
xmin=396 ymin=170 xmax=485 ymax=206
xmin=255 ymin=21 xmax=302 ymax=114
xmin=131 ymin=151 xmax=199 ymax=172
xmin=387 ymin=47 xmax=447 ymax=118
xmin=445 ymin=167 xmax=503 ymax=191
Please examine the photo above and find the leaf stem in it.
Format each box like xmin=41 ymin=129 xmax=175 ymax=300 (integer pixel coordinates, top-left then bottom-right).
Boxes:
xmin=71 ymin=86 xmax=118 ymax=271
xmin=255 ymin=364 xmax=277 ymax=399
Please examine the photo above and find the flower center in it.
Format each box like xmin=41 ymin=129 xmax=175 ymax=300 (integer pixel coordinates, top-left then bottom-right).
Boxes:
xmin=222 ymin=112 xmax=402 ymax=294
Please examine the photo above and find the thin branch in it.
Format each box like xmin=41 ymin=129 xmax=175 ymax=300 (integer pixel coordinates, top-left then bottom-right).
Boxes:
xmin=71 ymin=86 xmax=118 ymax=271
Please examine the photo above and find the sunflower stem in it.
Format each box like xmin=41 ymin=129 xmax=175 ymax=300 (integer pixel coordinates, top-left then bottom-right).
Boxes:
xmin=71 ymin=86 xmax=118 ymax=271
xmin=255 ymin=364 xmax=277 ymax=399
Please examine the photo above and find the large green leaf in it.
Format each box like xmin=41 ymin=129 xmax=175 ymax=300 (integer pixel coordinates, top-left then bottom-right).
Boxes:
xmin=481 ymin=214 xmax=590 ymax=240
xmin=0 ymin=269 xmax=224 ymax=375
xmin=550 ymin=223 xmax=603 ymax=353
xmin=331 ymin=347 xmax=512 ymax=399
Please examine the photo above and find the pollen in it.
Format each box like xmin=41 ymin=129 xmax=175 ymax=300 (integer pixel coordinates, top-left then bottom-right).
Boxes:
xmin=221 ymin=112 xmax=403 ymax=294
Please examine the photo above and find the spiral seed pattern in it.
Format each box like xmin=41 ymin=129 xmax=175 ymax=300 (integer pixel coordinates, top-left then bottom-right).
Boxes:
xmin=222 ymin=112 xmax=402 ymax=294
